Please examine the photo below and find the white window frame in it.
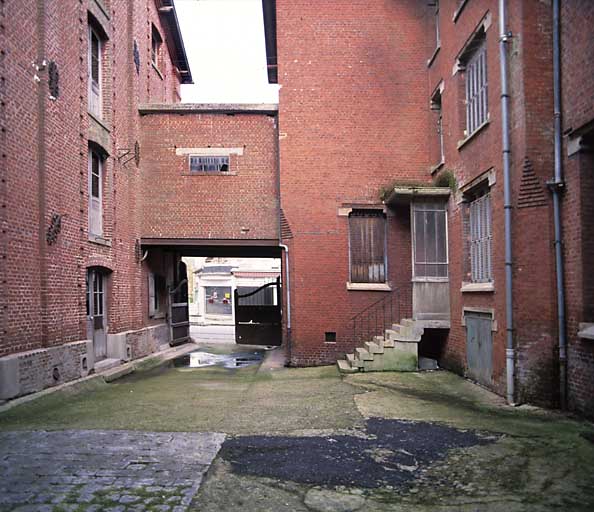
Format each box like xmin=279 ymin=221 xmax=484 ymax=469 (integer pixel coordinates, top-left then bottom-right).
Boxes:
xmin=464 ymin=39 xmax=488 ymax=136
xmin=151 ymin=25 xmax=162 ymax=69
xmin=88 ymin=149 xmax=103 ymax=237
xmin=148 ymin=273 xmax=159 ymax=317
xmin=88 ymin=25 xmax=102 ymax=119
xmin=412 ymin=201 xmax=449 ymax=280
xmin=468 ymin=190 xmax=492 ymax=283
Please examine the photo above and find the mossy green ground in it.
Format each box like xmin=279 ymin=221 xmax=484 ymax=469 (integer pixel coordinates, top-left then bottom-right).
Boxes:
xmin=1 ymin=346 xmax=593 ymax=511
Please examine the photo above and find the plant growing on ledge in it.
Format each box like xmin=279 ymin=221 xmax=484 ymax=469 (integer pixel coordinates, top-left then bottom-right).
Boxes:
xmin=433 ymin=169 xmax=457 ymax=192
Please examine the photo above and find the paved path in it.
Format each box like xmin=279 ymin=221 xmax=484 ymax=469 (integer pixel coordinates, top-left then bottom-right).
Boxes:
xmin=0 ymin=430 xmax=225 ymax=512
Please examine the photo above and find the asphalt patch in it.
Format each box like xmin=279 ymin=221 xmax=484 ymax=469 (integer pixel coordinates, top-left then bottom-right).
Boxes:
xmin=220 ymin=418 xmax=494 ymax=488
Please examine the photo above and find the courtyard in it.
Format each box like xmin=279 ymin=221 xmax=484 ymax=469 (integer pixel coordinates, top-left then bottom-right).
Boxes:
xmin=0 ymin=343 xmax=593 ymax=512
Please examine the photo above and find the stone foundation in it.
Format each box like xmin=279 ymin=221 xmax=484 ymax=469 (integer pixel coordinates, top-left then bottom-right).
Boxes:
xmin=0 ymin=324 xmax=170 ymax=401
xmin=0 ymin=340 xmax=93 ymax=400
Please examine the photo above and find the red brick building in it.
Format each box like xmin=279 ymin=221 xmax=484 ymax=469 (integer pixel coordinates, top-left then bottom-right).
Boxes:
xmin=269 ymin=0 xmax=593 ymax=417
xmin=0 ymin=0 xmax=592 ymax=419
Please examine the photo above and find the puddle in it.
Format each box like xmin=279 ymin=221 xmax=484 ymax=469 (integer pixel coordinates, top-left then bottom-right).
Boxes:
xmin=173 ymin=350 xmax=264 ymax=369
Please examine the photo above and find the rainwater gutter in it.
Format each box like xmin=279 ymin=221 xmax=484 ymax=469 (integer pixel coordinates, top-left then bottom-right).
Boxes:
xmin=275 ymin=112 xmax=292 ymax=364
xmin=549 ymin=0 xmax=568 ymax=409
xmin=498 ymin=0 xmax=516 ymax=405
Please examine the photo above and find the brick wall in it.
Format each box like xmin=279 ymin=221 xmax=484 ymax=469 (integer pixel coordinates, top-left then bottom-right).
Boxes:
xmin=277 ymin=0 xmax=430 ymax=365
xmin=0 ymin=0 xmax=185 ymax=358
xmin=561 ymin=0 xmax=594 ymax=418
xmin=140 ymin=111 xmax=279 ymax=242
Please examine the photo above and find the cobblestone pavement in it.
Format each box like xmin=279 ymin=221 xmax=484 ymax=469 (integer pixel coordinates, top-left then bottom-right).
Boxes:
xmin=0 ymin=430 xmax=225 ymax=512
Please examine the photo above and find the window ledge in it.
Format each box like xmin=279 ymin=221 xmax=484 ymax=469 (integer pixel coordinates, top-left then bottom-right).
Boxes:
xmin=88 ymin=235 xmax=111 ymax=247
xmin=152 ymin=62 xmax=164 ymax=81
xmin=578 ymin=323 xmax=594 ymax=341
xmin=427 ymin=45 xmax=441 ymax=68
xmin=88 ymin=112 xmax=110 ymax=133
xmin=183 ymin=172 xmax=238 ymax=177
xmin=461 ymin=282 xmax=494 ymax=293
xmin=457 ymin=119 xmax=490 ymax=151
xmin=430 ymin=160 xmax=445 ymax=175
xmin=347 ymin=282 xmax=392 ymax=292
xmin=150 ymin=312 xmax=166 ymax=320
xmin=412 ymin=277 xmax=449 ymax=283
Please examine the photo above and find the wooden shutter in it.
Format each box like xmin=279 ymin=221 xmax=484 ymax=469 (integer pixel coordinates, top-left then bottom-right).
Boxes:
xmin=349 ymin=211 xmax=386 ymax=283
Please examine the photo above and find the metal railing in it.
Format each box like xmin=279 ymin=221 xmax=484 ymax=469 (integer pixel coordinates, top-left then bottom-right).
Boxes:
xmin=349 ymin=286 xmax=409 ymax=345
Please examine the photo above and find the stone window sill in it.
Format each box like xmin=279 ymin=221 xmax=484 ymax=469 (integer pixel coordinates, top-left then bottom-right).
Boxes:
xmin=183 ymin=172 xmax=238 ymax=177
xmin=88 ymin=112 xmax=110 ymax=133
xmin=150 ymin=312 xmax=166 ymax=320
xmin=457 ymin=119 xmax=490 ymax=151
xmin=461 ymin=282 xmax=494 ymax=293
xmin=88 ymin=235 xmax=112 ymax=247
xmin=578 ymin=323 xmax=594 ymax=341
xmin=427 ymin=45 xmax=441 ymax=68
xmin=430 ymin=160 xmax=445 ymax=175
xmin=347 ymin=282 xmax=392 ymax=292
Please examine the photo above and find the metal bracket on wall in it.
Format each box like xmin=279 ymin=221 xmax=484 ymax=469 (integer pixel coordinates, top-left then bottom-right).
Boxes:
xmin=116 ymin=141 xmax=140 ymax=168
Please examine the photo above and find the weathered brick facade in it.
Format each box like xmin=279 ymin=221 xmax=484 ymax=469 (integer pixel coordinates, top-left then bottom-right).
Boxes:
xmin=1 ymin=0 xmax=592 ymax=418
xmin=0 ymin=0 xmax=191 ymax=398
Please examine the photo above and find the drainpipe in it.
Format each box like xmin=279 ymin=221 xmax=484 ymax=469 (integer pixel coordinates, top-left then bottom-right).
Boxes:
xmin=549 ymin=0 xmax=567 ymax=409
xmin=275 ymin=113 xmax=292 ymax=365
xmin=499 ymin=0 xmax=516 ymax=405
xmin=279 ymin=244 xmax=292 ymax=364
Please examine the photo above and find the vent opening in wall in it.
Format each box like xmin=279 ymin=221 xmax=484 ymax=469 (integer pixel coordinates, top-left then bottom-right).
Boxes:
xmin=81 ymin=356 xmax=88 ymax=371
xmin=52 ymin=367 xmax=60 ymax=382
xmin=126 ymin=345 xmax=132 ymax=361
xmin=325 ymin=332 xmax=337 ymax=343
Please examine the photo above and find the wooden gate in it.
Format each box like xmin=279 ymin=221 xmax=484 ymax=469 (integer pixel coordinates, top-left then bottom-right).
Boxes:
xmin=235 ymin=278 xmax=282 ymax=346
xmin=169 ymin=260 xmax=190 ymax=346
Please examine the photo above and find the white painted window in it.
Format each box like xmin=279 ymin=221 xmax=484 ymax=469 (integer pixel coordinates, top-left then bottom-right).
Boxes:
xmin=413 ymin=201 xmax=448 ymax=278
xmin=469 ymin=191 xmax=492 ymax=282
xmin=465 ymin=39 xmax=488 ymax=135
xmin=151 ymin=25 xmax=162 ymax=68
xmin=349 ymin=210 xmax=387 ymax=283
xmin=88 ymin=149 xmax=103 ymax=236
xmin=88 ymin=26 xmax=102 ymax=118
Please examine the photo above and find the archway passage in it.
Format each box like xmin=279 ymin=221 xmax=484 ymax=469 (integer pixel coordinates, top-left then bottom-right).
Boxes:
xmin=141 ymin=240 xmax=283 ymax=349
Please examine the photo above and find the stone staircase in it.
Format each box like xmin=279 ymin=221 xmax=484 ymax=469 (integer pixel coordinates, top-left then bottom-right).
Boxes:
xmin=337 ymin=319 xmax=424 ymax=374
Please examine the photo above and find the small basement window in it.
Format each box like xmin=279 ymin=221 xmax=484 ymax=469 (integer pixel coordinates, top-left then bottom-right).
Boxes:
xmin=325 ymin=332 xmax=337 ymax=343
xmin=189 ymin=155 xmax=230 ymax=173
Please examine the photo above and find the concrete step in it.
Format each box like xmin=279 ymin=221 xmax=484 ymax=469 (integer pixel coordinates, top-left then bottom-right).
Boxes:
xmin=337 ymin=359 xmax=358 ymax=374
xmin=94 ymin=358 xmax=121 ymax=373
xmin=373 ymin=335 xmax=385 ymax=344
xmin=103 ymin=365 xmax=134 ymax=383
xmin=385 ymin=328 xmax=421 ymax=343
xmin=355 ymin=347 xmax=373 ymax=361
xmin=365 ymin=341 xmax=383 ymax=354
xmin=347 ymin=353 xmax=363 ymax=368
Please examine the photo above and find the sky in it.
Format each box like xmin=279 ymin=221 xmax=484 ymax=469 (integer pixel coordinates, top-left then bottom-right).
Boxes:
xmin=175 ymin=0 xmax=279 ymax=104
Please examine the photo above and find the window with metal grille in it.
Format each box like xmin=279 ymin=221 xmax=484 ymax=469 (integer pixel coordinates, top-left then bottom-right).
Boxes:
xmin=413 ymin=201 xmax=448 ymax=278
xmin=431 ymin=87 xmax=444 ymax=165
xmin=88 ymin=26 xmax=102 ymax=118
xmin=469 ymin=191 xmax=492 ymax=282
xmin=88 ymin=149 xmax=103 ymax=236
xmin=349 ymin=210 xmax=386 ymax=283
xmin=464 ymin=38 xmax=488 ymax=135
xmin=189 ymin=156 xmax=230 ymax=173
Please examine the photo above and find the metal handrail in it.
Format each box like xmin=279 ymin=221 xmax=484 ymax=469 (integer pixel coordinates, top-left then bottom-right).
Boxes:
xmin=349 ymin=286 xmax=405 ymax=345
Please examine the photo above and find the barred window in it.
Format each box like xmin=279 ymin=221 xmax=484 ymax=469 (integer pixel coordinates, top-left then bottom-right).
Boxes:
xmin=413 ymin=201 xmax=448 ymax=278
xmin=189 ymin=156 xmax=230 ymax=173
xmin=465 ymin=39 xmax=488 ymax=135
xmin=469 ymin=191 xmax=492 ymax=282
xmin=349 ymin=210 xmax=386 ymax=283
